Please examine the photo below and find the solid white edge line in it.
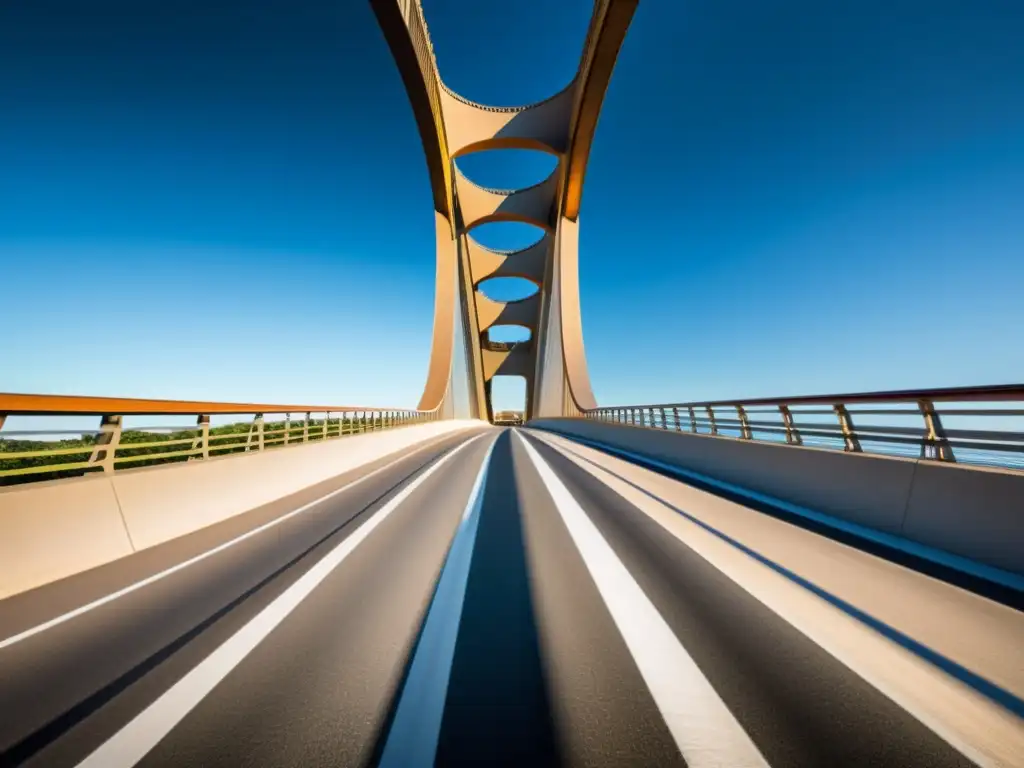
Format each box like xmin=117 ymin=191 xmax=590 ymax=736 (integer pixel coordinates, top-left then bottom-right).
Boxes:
xmin=72 ymin=433 xmax=490 ymax=768
xmin=0 ymin=429 xmax=479 ymax=650
xmin=377 ymin=436 xmax=497 ymax=768
xmin=514 ymin=431 xmax=770 ymax=768
xmin=531 ymin=429 xmax=1024 ymax=768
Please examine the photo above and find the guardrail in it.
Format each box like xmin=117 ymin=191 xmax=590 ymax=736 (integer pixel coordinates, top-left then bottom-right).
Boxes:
xmin=0 ymin=393 xmax=436 ymax=486
xmin=582 ymin=384 xmax=1024 ymax=471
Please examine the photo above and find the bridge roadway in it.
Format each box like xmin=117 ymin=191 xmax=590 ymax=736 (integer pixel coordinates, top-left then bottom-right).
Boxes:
xmin=1 ymin=428 xmax=1021 ymax=767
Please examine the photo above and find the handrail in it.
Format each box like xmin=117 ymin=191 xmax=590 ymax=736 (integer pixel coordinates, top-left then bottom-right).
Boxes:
xmin=593 ymin=384 xmax=1024 ymax=411
xmin=0 ymin=392 xmax=426 ymax=416
xmin=578 ymin=384 xmax=1024 ymax=472
xmin=0 ymin=392 xmax=437 ymax=485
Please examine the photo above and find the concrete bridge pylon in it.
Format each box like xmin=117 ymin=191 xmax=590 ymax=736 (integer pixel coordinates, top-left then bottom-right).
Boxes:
xmin=370 ymin=0 xmax=638 ymax=420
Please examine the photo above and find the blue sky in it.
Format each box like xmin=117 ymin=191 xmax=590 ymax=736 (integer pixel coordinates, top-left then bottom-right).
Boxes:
xmin=1 ymin=0 xmax=1022 ymax=412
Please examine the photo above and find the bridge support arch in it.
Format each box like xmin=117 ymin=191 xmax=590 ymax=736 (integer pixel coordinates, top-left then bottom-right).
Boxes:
xmin=371 ymin=0 xmax=638 ymax=420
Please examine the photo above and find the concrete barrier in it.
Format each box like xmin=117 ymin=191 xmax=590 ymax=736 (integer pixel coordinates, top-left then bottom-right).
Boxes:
xmin=0 ymin=421 xmax=485 ymax=599
xmin=901 ymin=461 xmax=1024 ymax=573
xmin=0 ymin=475 xmax=134 ymax=599
xmin=530 ymin=419 xmax=1024 ymax=576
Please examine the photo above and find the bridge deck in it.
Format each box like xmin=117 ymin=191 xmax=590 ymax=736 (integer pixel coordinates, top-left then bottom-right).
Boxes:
xmin=0 ymin=428 xmax=1020 ymax=767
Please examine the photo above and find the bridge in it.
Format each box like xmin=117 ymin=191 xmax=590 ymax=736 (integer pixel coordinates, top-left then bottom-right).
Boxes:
xmin=1 ymin=2 xmax=1022 ymax=767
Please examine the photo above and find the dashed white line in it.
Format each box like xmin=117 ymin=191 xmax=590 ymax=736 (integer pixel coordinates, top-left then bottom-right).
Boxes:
xmin=73 ymin=434 xmax=491 ymax=768
xmin=515 ymin=431 xmax=770 ymax=768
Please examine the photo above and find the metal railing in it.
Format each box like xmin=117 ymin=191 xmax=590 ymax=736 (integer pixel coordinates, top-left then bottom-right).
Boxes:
xmin=0 ymin=393 xmax=436 ymax=486
xmin=583 ymin=384 xmax=1024 ymax=471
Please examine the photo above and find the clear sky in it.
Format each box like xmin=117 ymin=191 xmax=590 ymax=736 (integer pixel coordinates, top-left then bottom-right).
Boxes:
xmin=1 ymin=0 xmax=1022 ymax=412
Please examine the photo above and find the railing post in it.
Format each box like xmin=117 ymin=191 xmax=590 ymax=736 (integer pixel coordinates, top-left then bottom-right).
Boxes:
xmin=284 ymin=413 xmax=291 ymax=446
xmin=779 ymin=405 xmax=802 ymax=445
xmin=659 ymin=407 xmax=668 ymax=429
xmin=918 ymin=399 xmax=955 ymax=462
xmin=323 ymin=412 xmax=330 ymax=440
xmin=639 ymin=408 xmax=646 ymax=427
xmin=688 ymin=406 xmax=697 ymax=433
xmin=303 ymin=412 xmax=310 ymax=443
xmin=198 ymin=414 xmax=210 ymax=459
xmin=705 ymin=406 xmax=718 ymax=436
xmin=89 ymin=414 xmax=123 ymax=474
xmin=672 ymin=407 xmax=682 ymax=431
xmin=834 ymin=404 xmax=862 ymax=452
xmin=736 ymin=405 xmax=752 ymax=439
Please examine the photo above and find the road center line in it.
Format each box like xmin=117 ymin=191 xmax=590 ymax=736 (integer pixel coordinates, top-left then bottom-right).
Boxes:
xmin=0 ymin=430 xmax=479 ymax=650
xmin=72 ymin=434 xmax=490 ymax=768
xmin=377 ymin=436 xmax=496 ymax=767
xmin=515 ymin=431 xmax=770 ymax=768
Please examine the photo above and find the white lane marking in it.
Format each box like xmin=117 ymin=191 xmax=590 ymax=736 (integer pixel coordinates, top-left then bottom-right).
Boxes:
xmin=73 ymin=434 xmax=492 ymax=768
xmin=536 ymin=431 xmax=1024 ymax=591
xmin=378 ymin=437 xmax=496 ymax=768
xmin=532 ymin=430 xmax=1024 ymax=768
xmin=515 ymin=431 xmax=770 ymax=768
xmin=0 ymin=430 xmax=479 ymax=650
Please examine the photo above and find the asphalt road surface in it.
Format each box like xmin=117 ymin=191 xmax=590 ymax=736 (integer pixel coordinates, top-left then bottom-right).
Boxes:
xmin=1 ymin=427 xmax=1021 ymax=768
